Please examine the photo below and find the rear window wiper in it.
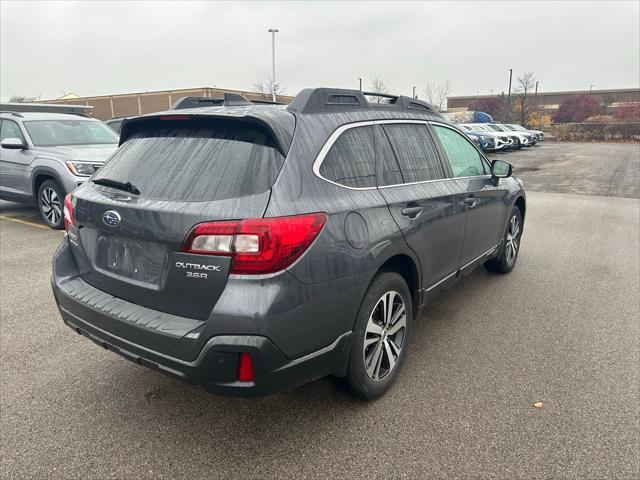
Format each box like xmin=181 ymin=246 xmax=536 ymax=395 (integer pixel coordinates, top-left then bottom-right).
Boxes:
xmin=92 ymin=178 xmax=140 ymax=195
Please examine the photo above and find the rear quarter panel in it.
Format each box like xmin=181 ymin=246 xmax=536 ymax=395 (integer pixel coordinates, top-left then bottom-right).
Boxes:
xmin=264 ymin=113 xmax=423 ymax=347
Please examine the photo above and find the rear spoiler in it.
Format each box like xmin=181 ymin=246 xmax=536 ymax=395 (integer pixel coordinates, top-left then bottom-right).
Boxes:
xmin=171 ymin=93 xmax=283 ymax=110
xmin=118 ymin=111 xmax=293 ymax=156
xmin=171 ymin=93 xmax=253 ymax=110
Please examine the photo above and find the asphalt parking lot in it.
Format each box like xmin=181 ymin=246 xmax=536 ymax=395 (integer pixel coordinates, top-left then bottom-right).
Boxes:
xmin=1 ymin=142 xmax=639 ymax=479
xmin=487 ymin=141 xmax=640 ymax=198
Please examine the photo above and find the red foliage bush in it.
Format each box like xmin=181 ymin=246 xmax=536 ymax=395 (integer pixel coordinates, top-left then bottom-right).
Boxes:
xmin=468 ymin=97 xmax=505 ymax=119
xmin=553 ymin=95 xmax=601 ymax=123
xmin=613 ymin=103 xmax=640 ymax=122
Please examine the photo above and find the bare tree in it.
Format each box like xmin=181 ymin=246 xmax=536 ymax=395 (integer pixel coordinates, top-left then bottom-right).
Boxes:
xmin=513 ymin=71 xmax=536 ymax=125
xmin=8 ymin=95 xmax=38 ymax=103
xmin=368 ymin=76 xmax=391 ymax=103
xmin=422 ymin=80 xmax=452 ymax=112
xmin=252 ymin=79 xmax=286 ymax=102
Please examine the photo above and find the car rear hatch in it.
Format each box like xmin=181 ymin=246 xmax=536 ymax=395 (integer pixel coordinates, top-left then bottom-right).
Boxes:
xmin=66 ymin=113 xmax=292 ymax=321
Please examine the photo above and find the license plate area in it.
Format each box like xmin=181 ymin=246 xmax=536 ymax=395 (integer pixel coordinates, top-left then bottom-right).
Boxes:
xmin=92 ymin=232 xmax=168 ymax=287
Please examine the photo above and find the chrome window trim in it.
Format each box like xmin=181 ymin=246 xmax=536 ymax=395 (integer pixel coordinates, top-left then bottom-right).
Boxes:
xmin=454 ymin=175 xmax=492 ymax=181
xmin=312 ymin=119 xmax=450 ymax=191
xmin=377 ymin=177 xmax=451 ymax=190
xmin=311 ymin=120 xmax=378 ymax=191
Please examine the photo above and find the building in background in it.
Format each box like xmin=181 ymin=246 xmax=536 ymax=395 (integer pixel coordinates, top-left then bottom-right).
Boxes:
xmin=42 ymin=87 xmax=294 ymax=120
xmin=447 ymin=88 xmax=640 ymax=115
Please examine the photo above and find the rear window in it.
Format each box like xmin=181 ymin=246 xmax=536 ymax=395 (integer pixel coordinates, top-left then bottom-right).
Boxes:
xmin=93 ymin=119 xmax=284 ymax=202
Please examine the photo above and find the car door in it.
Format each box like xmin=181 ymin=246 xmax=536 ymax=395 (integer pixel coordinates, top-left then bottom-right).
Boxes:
xmin=431 ymin=123 xmax=509 ymax=269
xmin=375 ymin=121 xmax=466 ymax=294
xmin=0 ymin=118 xmax=32 ymax=197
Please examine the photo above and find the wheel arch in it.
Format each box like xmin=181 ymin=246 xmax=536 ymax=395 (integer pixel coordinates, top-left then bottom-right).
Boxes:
xmin=31 ymin=167 xmax=66 ymax=198
xmin=514 ymin=195 xmax=526 ymax=225
xmin=376 ymin=254 xmax=421 ymax=320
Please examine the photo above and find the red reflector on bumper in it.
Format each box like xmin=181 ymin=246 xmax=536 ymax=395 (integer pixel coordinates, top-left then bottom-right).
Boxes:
xmin=237 ymin=353 xmax=254 ymax=382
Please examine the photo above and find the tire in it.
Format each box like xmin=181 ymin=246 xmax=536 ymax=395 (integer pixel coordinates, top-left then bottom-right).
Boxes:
xmin=485 ymin=206 xmax=522 ymax=274
xmin=339 ymin=272 xmax=412 ymax=400
xmin=37 ymin=179 xmax=65 ymax=229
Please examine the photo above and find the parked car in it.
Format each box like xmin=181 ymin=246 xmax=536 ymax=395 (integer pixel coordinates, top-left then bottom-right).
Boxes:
xmin=468 ymin=123 xmax=518 ymax=149
xmin=0 ymin=111 xmax=119 ymax=228
xmin=457 ymin=124 xmax=508 ymax=151
xmin=505 ymin=124 xmax=544 ymax=143
xmin=464 ymin=131 xmax=487 ymax=149
xmin=486 ymin=123 xmax=533 ymax=147
xmin=51 ymin=88 xmax=526 ymax=399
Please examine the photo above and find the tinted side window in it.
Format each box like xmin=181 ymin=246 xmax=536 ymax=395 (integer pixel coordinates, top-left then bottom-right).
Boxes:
xmin=376 ymin=128 xmax=403 ymax=186
xmin=107 ymin=120 xmax=123 ymax=134
xmin=382 ymin=124 xmax=444 ymax=183
xmin=320 ymin=126 xmax=375 ymax=188
xmin=0 ymin=120 xmax=25 ymax=143
xmin=433 ymin=125 xmax=487 ymax=177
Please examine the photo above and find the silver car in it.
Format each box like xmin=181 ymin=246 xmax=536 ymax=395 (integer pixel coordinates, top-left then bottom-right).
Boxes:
xmin=0 ymin=111 xmax=118 ymax=228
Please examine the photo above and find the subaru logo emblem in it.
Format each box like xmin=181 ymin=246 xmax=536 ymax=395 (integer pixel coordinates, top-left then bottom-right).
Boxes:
xmin=102 ymin=210 xmax=121 ymax=227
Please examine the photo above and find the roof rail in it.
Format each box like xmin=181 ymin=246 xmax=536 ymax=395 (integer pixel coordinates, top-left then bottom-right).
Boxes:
xmin=171 ymin=93 xmax=253 ymax=110
xmin=0 ymin=103 xmax=92 ymax=115
xmin=286 ymin=88 xmax=437 ymax=114
xmin=0 ymin=111 xmax=25 ymax=118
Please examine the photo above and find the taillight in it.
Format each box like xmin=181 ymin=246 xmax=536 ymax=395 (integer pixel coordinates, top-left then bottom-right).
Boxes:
xmin=63 ymin=194 xmax=74 ymax=231
xmin=182 ymin=213 xmax=327 ymax=275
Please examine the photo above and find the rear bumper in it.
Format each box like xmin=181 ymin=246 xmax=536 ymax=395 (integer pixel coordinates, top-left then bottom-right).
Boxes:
xmin=52 ymin=238 xmax=353 ymax=397
xmin=58 ymin=307 xmax=351 ymax=397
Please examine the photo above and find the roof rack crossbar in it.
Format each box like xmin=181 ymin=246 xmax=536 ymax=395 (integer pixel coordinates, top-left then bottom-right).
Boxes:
xmin=361 ymin=91 xmax=399 ymax=100
xmin=286 ymin=88 xmax=438 ymax=114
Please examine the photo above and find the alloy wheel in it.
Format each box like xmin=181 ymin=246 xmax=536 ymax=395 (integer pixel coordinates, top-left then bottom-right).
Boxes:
xmin=41 ymin=187 xmax=62 ymax=225
xmin=363 ymin=291 xmax=407 ymax=381
xmin=505 ymin=214 xmax=520 ymax=265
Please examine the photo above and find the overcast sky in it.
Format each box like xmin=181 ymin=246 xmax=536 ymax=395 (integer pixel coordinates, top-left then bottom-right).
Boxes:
xmin=1 ymin=1 xmax=639 ymax=101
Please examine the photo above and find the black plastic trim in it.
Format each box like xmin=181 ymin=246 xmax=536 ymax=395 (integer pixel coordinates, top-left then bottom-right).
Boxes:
xmin=287 ymin=88 xmax=442 ymax=116
xmin=59 ymin=308 xmax=352 ymax=397
xmin=31 ymin=166 xmax=67 ymax=197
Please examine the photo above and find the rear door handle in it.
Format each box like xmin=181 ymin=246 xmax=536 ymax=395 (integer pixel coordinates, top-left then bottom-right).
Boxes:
xmin=401 ymin=206 xmax=423 ymax=217
xmin=464 ymin=197 xmax=479 ymax=208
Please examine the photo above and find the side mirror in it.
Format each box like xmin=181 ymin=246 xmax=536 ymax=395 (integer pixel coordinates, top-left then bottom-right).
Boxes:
xmin=1 ymin=138 xmax=27 ymax=150
xmin=491 ymin=159 xmax=512 ymax=178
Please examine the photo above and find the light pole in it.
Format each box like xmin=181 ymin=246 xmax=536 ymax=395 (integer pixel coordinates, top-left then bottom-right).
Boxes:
xmin=507 ymin=68 xmax=513 ymax=119
xmin=268 ymin=28 xmax=279 ymax=103
xmin=412 ymin=86 xmax=416 ymax=99
xmin=358 ymin=78 xmax=362 ymax=91
xmin=589 ymin=84 xmax=594 ymax=93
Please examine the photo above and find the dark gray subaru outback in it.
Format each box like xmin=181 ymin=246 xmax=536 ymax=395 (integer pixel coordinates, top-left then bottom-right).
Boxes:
xmin=51 ymin=88 xmax=525 ymax=399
